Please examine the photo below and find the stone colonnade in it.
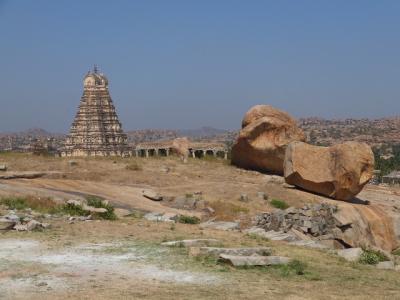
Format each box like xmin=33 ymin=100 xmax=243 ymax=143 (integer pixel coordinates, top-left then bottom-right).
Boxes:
xmin=134 ymin=142 xmax=228 ymax=159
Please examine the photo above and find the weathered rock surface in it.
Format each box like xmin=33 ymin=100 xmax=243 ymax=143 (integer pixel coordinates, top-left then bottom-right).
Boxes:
xmin=172 ymin=137 xmax=190 ymax=162
xmin=333 ymin=203 xmax=399 ymax=252
xmin=284 ymin=141 xmax=374 ymax=201
xmin=376 ymin=261 xmax=395 ymax=270
xmin=231 ymin=105 xmax=305 ymax=175
xmin=161 ymin=239 xmax=220 ymax=247
xmin=143 ymin=212 xmax=177 ymax=222
xmin=189 ymin=247 xmax=272 ymax=258
xmin=219 ymin=254 xmax=290 ymax=267
xmin=0 ymin=218 xmax=16 ymax=230
xmin=254 ymin=202 xmax=399 ymax=252
xmin=337 ymin=248 xmax=363 ymax=262
xmin=142 ymin=189 xmax=163 ymax=201
xmin=114 ymin=208 xmax=132 ymax=218
xmin=199 ymin=220 xmax=240 ymax=231
xmin=82 ymin=205 xmax=107 ymax=213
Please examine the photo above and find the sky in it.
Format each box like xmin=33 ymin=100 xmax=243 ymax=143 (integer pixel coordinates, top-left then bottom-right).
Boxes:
xmin=0 ymin=0 xmax=399 ymax=132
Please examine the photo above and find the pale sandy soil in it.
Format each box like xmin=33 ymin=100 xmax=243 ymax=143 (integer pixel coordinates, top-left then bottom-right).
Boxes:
xmin=0 ymin=153 xmax=400 ymax=299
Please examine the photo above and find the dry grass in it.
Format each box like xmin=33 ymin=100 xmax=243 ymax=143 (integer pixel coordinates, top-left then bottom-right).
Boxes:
xmin=0 ymin=195 xmax=60 ymax=213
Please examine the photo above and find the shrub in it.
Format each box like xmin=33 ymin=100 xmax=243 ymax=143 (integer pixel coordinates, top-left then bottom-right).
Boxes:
xmin=270 ymin=199 xmax=289 ymax=210
xmin=62 ymin=202 xmax=89 ymax=216
xmin=359 ymin=249 xmax=389 ymax=265
xmin=86 ymin=195 xmax=117 ymax=220
xmin=177 ymin=215 xmax=200 ymax=224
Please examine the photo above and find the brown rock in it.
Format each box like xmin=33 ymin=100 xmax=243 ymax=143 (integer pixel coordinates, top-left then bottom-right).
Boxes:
xmin=284 ymin=141 xmax=374 ymax=201
xmin=231 ymin=105 xmax=305 ymax=175
xmin=172 ymin=137 xmax=190 ymax=163
xmin=333 ymin=203 xmax=399 ymax=252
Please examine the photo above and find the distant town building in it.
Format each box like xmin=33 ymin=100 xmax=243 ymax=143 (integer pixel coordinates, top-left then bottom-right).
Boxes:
xmin=382 ymin=171 xmax=400 ymax=185
xmin=61 ymin=66 xmax=129 ymax=157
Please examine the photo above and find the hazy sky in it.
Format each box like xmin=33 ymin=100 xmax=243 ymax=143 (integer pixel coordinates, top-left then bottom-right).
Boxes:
xmin=1 ymin=0 xmax=399 ymax=132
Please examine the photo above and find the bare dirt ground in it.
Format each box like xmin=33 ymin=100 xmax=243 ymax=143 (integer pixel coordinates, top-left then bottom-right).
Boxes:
xmin=1 ymin=153 xmax=400 ymax=299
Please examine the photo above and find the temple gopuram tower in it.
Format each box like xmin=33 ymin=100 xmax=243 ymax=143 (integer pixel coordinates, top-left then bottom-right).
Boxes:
xmin=61 ymin=67 xmax=129 ymax=157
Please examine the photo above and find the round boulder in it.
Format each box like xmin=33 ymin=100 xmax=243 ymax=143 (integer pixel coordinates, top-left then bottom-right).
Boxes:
xmin=231 ymin=105 xmax=305 ymax=175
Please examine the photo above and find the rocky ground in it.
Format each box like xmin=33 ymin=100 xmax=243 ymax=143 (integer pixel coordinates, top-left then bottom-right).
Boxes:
xmin=0 ymin=153 xmax=400 ymax=299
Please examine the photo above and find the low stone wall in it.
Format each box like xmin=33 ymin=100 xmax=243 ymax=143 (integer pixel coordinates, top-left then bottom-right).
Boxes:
xmin=255 ymin=203 xmax=337 ymax=237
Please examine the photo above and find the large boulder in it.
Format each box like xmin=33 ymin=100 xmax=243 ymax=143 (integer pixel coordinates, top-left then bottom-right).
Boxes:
xmin=231 ymin=105 xmax=305 ymax=175
xmin=284 ymin=141 xmax=374 ymax=201
xmin=171 ymin=137 xmax=190 ymax=162
xmin=333 ymin=203 xmax=399 ymax=252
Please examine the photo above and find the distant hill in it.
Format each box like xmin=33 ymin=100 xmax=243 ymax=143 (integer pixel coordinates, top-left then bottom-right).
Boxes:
xmin=0 ymin=128 xmax=65 ymax=138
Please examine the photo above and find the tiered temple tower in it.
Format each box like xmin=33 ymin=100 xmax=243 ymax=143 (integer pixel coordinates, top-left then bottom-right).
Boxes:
xmin=61 ymin=67 xmax=129 ymax=157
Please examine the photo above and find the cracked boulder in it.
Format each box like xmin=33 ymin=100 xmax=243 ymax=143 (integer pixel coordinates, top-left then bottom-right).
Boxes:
xmin=333 ymin=203 xmax=399 ymax=252
xmin=284 ymin=141 xmax=374 ymax=201
xmin=231 ymin=105 xmax=305 ymax=175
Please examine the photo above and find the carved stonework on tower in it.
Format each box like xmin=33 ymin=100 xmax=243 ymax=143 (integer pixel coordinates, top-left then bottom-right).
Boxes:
xmin=61 ymin=67 xmax=129 ymax=157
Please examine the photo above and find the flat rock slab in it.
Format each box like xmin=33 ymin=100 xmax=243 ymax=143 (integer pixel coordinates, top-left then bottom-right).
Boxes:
xmin=337 ymin=248 xmax=363 ymax=262
xmin=142 ymin=189 xmax=163 ymax=201
xmin=0 ymin=171 xmax=61 ymax=180
xmin=199 ymin=221 xmax=240 ymax=231
xmin=114 ymin=208 xmax=132 ymax=218
xmin=219 ymin=254 xmax=290 ymax=267
xmin=189 ymin=247 xmax=272 ymax=258
xmin=144 ymin=212 xmax=178 ymax=223
xmin=289 ymin=240 xmax=329 ymax=249
xmin=161 ymin=239 xmax=221 ymax=247
xmin=245 ymin=227 xmax=297 ymax=242
xmin=376 ymin=261 xmax=395 ymax=270
xmin=0 ymin=218 xmax=16 ymax=230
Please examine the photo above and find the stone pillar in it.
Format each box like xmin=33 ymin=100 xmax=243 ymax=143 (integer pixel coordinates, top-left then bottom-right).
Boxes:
xmin=155 ymin=149 xmax=159 ymax=156
xmin=145 ymin=149 xmax=149 ymax=158
xmin=202 ymin=150 xmax=206 ymax=158
xmin=213 ymin=150 xmax=217 ymax=157
xmin=135 ymin=150 xmax=139 ymax=157
xmin=224 ymin=151 xmax=228 ymax=160
xmin=192 ymin=150 xmax=196 ymax=158
xmin=166 ymin=149 xmax=170 ymax=156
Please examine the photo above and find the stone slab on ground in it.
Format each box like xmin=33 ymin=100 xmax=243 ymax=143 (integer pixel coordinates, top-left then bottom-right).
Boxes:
xmin=245 ymin=227 xmax=297 ymax=242
xmin=289 ymin=240 xmax=329 ymax=249
xmin=0 ymin=171 xmax=60 ymax=180
xmin=189 ymin=247 xmax=272 ymax=258
xmin=219 ymin=254 xmax=290 ymax=267
xmin=376 ymin=261 xmax=395 ymax=270
xmin=337 ymin=248 xmax=363 ymax=262
xmin=199 ymin=220 xmax=240 ymax=231
xmin=143 ymin=212 xmax=178 ymax=223
xmin=142 ymin=189 xmax=163 ymax=201
xmin=0 ymin=218 xmax=16 ymax=230
xmin=161 ymin=239 xmax=221 ymax=247
xmin=114 ymin=208 xmax=132 ymax=218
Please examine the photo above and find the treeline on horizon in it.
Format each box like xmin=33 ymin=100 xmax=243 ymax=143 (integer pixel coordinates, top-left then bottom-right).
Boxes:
xmin=374 ymin=144 xmax=400 ymax=178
